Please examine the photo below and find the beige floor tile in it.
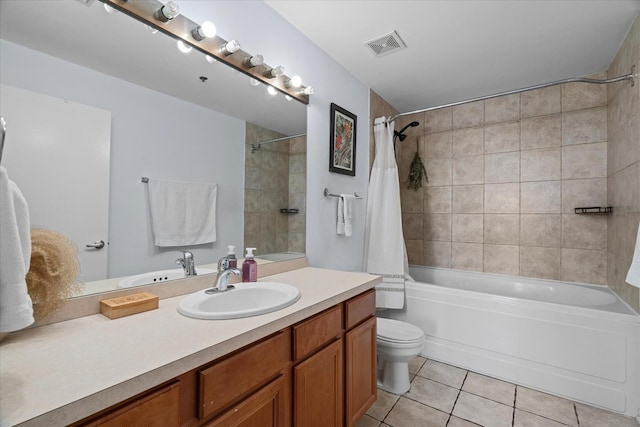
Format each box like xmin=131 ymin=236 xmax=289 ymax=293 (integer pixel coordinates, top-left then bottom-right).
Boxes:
xmin=516 ymin=387 xmax=577 ymax=426
xmin=462 ymin=372 xmax=515 ymax=406
xmin=417 ymin=359 xmax=467 ymax=389
xmin=575 ymin=402 xmax=640 ymax=427
xmin=452 ymin=391 xmax=513 ymax=427
xmin=356 ymin=414 xmax=381 ymax=427
xmin=514 ymin=409 xmax=569 ymax=427
xmin=405 ymin=376 xmax=459 ymax=413
xmin=447 ymin=416 xmax=481 ymax=426
xmin=366 ymin=388 xmax=400 ymax=421
xmin=409 ymin=356 xmax=427 ymax=375
xmin=385 ymin=397 xmax=449 ymax=427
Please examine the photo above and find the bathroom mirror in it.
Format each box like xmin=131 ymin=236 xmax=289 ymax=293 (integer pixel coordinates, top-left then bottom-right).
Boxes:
xmin=0 ymin=0 xmax=306 ymax=296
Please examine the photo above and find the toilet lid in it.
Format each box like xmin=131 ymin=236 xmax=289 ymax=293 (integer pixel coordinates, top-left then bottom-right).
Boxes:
xmin=377 ymin=318 xmax=424 ymax=343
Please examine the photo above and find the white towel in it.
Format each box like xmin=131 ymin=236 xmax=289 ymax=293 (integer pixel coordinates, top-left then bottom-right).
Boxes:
xmin=0 ymin=166 xmax=34 ymax=332
xmin=147 ymin=178 xmax=217 ymax=247
xmin=342 ymin=194 xmax=355 ymax=237
xmin=625 ymin=222 xmax=640 ymax=289
xmin=337 ymin=196 xmax=345 ymax=235
xmin=375 ymin=277 xmax=405 ymax=309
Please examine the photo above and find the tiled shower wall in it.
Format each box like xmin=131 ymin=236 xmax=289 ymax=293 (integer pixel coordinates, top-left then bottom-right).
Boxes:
xmin=607 ymin=15 xmax=640 ymax=312
xmin=394 ymin=77 xmax=610 ymax=286
xmin=244 ymin=122 xmax=306 ymax=255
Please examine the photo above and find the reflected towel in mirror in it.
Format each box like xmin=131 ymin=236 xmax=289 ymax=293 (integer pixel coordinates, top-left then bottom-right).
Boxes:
xmin=147 ymin=178 xmax=217 ymax=247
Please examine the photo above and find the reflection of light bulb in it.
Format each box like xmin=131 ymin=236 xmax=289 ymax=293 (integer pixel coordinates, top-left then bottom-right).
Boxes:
xmin=287 ymin=75 xmax=302 ymax=88
xmin=285 ymin=95 xmax=292 ymax=101
xmin=205 ymin=55 xmax=217 ymax=63
xmin=249 ymin=78 xmax=260 ymax=86
xmin=145 ymin=25 xmax=159 ymax=34
xmin=267 ymin=86 xmax=278 ymax=96
xmin=220 ymin=39 xmax=241 ymax=55
xmin=103 ymin=4 xmax=118 ymax=14
xmin=177 ymin=40 xmax=192 ymax=53
xmin=192 ymin=21 xmax=216 ymax=41
xmin=301 ymin=86 xmax=314 ymax=95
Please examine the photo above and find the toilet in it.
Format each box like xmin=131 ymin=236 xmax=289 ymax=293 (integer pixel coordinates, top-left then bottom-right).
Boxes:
xmin=376 ymin=317 xmax=425 ymax=394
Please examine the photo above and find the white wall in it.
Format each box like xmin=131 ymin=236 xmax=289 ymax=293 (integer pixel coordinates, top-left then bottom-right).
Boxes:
xmin=0 ymin=40 xmax=245 ymax=279
xmin=181 ymin=1 xmax=371 ymax=271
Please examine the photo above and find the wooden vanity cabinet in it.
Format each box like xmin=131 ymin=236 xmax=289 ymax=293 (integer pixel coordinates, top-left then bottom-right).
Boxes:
xmin=71 ymin=289 xmax=376 ymax=427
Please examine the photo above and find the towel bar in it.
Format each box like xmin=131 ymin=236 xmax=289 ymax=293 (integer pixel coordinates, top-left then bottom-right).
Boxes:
xmin=323 ymin=187 xmax=362 ymax=199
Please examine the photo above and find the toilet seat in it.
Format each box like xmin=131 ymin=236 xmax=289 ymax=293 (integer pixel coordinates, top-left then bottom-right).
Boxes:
xmin=377 ymin=318 xmax=424 ymax=344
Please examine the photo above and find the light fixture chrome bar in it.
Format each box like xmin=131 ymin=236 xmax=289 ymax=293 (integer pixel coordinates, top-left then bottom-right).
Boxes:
xmin=388 ymin=67 xmax=635 ymax=123
xmin=251 ymin=133 xmax=306 ymax=153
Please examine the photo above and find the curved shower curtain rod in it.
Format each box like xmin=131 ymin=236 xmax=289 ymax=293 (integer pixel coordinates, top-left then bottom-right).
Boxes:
xmin=387 ymin=66 xmax=636 ymax=124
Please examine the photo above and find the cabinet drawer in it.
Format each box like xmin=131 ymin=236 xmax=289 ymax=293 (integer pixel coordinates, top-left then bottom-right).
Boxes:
xmin=200 ymin=330 xmax=291 ymax=420
xmin=293 ymin=305 xmax=342 ymax=362
xmin=344 ymin=289 xmax=376 ymax=330
xmin=77 ymin=382 xmax=180 ymax=427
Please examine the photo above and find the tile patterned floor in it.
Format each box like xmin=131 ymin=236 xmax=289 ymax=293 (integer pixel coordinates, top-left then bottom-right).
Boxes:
xmin=358 ymin=357 xmax=640 ymax=427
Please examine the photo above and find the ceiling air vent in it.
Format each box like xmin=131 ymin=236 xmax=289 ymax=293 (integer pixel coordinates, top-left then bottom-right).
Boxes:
xmin=364 ymin=30 xmax=407 ymax=57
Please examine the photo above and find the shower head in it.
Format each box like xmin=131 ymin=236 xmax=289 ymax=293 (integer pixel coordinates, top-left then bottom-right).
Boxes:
xmin=393 ymin=121 xmax=420 ymax=142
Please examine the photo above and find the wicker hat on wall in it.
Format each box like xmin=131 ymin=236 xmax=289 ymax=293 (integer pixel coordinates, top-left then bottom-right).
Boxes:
xmin=26 ymin=228 xmax=84 ymax=321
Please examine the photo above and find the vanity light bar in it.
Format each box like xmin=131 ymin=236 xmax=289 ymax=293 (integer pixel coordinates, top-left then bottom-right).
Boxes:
xmin=100 ymin=0 xmax=310 ymax=104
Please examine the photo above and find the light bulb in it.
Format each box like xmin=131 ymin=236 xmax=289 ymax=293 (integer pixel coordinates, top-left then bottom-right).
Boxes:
xmin=264 ymin=65 xmax=284 ymax=78
xmin=249 ymin=78 xmax=260 ymax=86
xmin=220 ymin=39 xmax=241 ymax=55
xmin=286 ymin=75 xmax=302 ymax=88
xmin=267 ymin=86 xmax=278 ymax=96
xmin=244 ymin=54 xmax=264 ymax=68
xmin=177 ymin=40 xmax=192 ymax=53
xmin=192 ymin=21 xmax=216 ymax=41
xmin=155 ymin=1 xmax=180 ymax=22
xmin=205 ymin=55 xmax=217 ymax=63
xmin=301 ymin=86 xmax=314 ymax=95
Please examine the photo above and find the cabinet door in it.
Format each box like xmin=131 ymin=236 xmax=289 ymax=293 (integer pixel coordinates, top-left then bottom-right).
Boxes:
xmin=293 ymin=339 xmax=343 ymax=427
xmin=345 ymin=316 xmax=377 ymax=427
xmin=203 ymin=375 xmax=288 ymax=427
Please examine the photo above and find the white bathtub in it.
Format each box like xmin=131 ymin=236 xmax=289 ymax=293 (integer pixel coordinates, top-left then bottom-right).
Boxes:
xmin=386 ymin=266 xmax=640 ymax=417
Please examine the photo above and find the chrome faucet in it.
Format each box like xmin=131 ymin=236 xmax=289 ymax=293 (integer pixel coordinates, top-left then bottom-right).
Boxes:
xmin=175 ymin=251 xmax=197 ymax=278
xmin=208 ymin=267 xmax=241 ymax=293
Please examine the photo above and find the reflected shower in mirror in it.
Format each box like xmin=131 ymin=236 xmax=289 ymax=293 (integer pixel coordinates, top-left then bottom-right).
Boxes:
xmin=0 ymin=0 xmax=306 ymax=298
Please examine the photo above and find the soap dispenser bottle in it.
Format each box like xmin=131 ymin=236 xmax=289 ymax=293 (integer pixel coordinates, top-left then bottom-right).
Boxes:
xmin=242 ymin=247 xmax=257 ymax=282
xmin=227 ymin=245 xmax=237 ymax=268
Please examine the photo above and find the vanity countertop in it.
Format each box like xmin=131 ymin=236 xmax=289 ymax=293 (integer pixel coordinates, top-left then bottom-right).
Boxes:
xmin=0 ymin=267 xmax=380 ymax=427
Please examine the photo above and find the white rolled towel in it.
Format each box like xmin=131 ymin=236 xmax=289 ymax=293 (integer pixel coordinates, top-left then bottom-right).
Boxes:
xmin=625 ymin=222 xmax=640 ymax=289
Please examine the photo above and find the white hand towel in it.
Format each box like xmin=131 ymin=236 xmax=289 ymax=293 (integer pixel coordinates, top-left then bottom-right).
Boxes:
xmin=625 ymin=222 xmax=640 ymax=288
xmin=337 ymin=196 xmax=345 ymax=235
xmin=0 ymin=166 xmax=34 ymax=332
xmin=147 ymin=178 xmax=217 ymax=247
xmin=342 ymin=194 xmax=355 ymax=237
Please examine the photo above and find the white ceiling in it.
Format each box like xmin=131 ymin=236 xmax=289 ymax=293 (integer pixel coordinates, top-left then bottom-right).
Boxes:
xmin=266 ymin=0 xmax=640 ymax=114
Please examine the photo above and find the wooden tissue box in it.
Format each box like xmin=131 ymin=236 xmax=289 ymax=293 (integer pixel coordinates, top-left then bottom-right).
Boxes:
xmin=100 ymin=292 xmax=159 ymax=319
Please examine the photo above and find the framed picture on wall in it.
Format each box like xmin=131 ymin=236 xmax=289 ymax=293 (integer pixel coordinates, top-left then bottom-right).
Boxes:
xmin=329 ymin=103 xmax=357 ymax=176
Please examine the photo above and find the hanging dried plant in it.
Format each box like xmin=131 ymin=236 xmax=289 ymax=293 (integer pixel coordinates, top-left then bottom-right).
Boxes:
xmin=406 ymin=139 xmax=428 ymax=190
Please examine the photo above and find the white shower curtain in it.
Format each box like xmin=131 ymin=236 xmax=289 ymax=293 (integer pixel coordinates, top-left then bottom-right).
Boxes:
xmin=364 ymin=117 xmax=410 ymax=309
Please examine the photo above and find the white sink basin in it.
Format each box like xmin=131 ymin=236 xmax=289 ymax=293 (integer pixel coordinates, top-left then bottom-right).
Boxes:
xmin=177 ymin=282 xmax=301 ymax=320
xmin=118 ymin=268 xmax=216 ymax=289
